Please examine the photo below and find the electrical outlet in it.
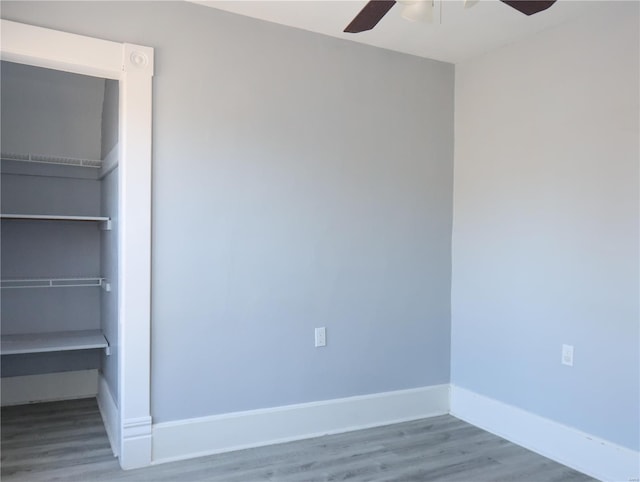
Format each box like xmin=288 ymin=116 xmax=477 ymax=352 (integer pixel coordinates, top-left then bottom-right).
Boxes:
xmin=315 ymin=327 xmax=326 ymax=347
xmin=562 ymin=344 xmax=574 ymax=366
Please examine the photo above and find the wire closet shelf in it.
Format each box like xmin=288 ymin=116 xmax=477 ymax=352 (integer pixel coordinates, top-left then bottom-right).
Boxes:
xmin=1 ymin=152 xmax=102 ymax=168
xmin=0 ymin=277 xmax=105 ymax=289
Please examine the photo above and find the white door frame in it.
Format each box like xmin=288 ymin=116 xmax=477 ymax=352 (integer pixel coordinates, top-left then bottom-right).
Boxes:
xmin=0 ymin=20 xmax=154 ymax=469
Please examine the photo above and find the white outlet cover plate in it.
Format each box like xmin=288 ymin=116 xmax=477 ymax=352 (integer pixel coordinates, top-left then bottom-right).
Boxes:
xmin=315 ymin=327 xmax=326 ymax=347
xmin=562 ymin=344 xmax=574 ymax=366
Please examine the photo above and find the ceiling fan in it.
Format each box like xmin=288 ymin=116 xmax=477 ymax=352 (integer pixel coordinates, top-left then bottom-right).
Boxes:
xmin=344 ymin=0 xmax=557 ymax=33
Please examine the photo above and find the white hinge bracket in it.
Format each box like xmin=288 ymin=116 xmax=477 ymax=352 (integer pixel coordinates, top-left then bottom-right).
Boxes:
xmin=100 ymin=219 xmax=112 ymax=231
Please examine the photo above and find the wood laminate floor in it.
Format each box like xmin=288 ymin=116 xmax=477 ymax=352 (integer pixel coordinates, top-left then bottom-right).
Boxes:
xmin=1 ymin=398 xmax=596 ymax=482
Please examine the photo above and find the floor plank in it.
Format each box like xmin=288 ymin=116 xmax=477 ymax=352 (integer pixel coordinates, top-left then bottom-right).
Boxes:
xmin=1 ymin=398 xmax=596 ymax=482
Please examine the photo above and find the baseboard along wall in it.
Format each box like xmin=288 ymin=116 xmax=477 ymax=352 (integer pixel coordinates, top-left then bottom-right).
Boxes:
xmin=153 ymin=383 xmax=639 ymax=481
xmin=152 ymin=384 xmax=450 ymax=464
xmin=97 ymin=374 xmax=120 ymax=457
xmin=450 ymin=384 xmax=640 ymax=482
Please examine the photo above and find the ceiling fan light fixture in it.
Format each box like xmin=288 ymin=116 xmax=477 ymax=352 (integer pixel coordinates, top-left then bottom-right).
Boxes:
xmin=343 ymin=0 xmax=557 ymax=35
xmin=400 ymin=0 xmax=434 ymax=23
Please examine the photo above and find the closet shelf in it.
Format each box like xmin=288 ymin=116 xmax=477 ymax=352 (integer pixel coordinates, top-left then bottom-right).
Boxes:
xmin=1 ymin=214 xmax=109 ymax=222
xmin=1 ymin=152 xmax=102 ymax=169
xmin=1 ymin=330 xmax=110 ymax=356
xmin=1 ymin=277 xmax=105 ymax=289
xmin=1 ymin=214 xmax=112 ymax=230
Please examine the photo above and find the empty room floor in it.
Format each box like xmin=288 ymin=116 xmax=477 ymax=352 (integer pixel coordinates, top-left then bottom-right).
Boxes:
xmin=1 ymin=398 xmax=595 ymax=481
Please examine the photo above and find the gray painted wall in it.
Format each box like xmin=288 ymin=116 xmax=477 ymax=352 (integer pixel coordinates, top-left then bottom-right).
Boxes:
xmin=1 ymin=161 xmax=101 ymax=216
xmin=1 ymin=1 xmax=454 ymax=423
xmin=1 ymin=61 xmax=105 ymax=160
xmin=1 ymin=351 xmax=101 ymax=377
xmin=101 ymin=168 xmax=119 ymax=402
xmin=100 ymin=80 xmax=119 ymax=159
xmin=100 ymin=76 xmax=120 ymax=402
xmin=452 ymin=3 xmax=639 ymax=450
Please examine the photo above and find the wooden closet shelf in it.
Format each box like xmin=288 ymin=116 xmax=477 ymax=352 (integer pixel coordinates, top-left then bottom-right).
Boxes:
xmin=1 ymin=330 xmax=110 ymax=356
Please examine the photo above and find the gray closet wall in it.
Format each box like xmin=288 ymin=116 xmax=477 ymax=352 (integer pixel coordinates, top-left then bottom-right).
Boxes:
xmin=100 ymin=79 xmax=119 ymax=401
xmin=101 ymin=79 xmax=118 ymax=159
xmin=0 ymin=62 xmax=103 ymax=159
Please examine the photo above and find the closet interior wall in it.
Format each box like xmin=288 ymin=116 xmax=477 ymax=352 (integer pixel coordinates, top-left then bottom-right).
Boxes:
xmin=100 ymin=78 xmax=119 ymax=403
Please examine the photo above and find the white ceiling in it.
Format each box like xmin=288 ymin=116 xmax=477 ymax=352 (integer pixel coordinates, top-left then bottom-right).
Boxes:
xmin=190 ymin=0 xmax=603 ymax=63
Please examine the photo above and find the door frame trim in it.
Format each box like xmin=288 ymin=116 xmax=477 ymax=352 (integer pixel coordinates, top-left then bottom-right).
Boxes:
xmin=1 ymin=19 xmax=154 ymax=469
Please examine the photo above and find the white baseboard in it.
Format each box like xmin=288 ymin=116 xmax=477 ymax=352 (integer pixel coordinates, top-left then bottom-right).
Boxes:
xmin=1 ymin=370 xmax=98 ymax=406
xmin=450 ymin=385 xmax=640 ymax=482
xmin=152 ymin=384 xmax=449 ymax=465
xmin=97 ymin=375 xmax=120 ymax=457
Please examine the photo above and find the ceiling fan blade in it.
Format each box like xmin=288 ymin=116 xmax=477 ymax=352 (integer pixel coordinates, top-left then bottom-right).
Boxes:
xmin=500 ymin=1 xmax=556 ymax=16
xmin=344 ymin=0 xmax=397 ymax=33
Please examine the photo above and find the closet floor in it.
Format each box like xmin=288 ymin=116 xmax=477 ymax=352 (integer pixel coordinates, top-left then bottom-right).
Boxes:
xmin=1 ymin=398 xmax=595 ymax=482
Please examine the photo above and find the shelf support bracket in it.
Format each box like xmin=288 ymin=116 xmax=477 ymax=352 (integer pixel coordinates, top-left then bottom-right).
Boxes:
xmin=100 ymin=219 xmax=112 ymax=231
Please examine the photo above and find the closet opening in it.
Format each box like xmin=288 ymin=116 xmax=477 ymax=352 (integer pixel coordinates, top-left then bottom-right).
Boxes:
xmin=0 ymin=60 xmax=120 ymax=451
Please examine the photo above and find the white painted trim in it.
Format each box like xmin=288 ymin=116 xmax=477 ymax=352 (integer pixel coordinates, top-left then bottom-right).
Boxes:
xmin=0 ymin=20 xmax=121 ymax=80
xmin=121 ymin=416 xmax=153 ymax=469
xmin=450 ymin=385 xmax=640 ymax=482
xmin=117 ymin=41 xmax=154 ymax=469
xmin=1 ymin=370 xmax=98 ymax=406
xmin=97 ymin=375 xmax=120 ymax=457
xmin=1 ymin=20 xmax=154 ymax=470
xmin=152 ymin=384 xmax=449 ymax=465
